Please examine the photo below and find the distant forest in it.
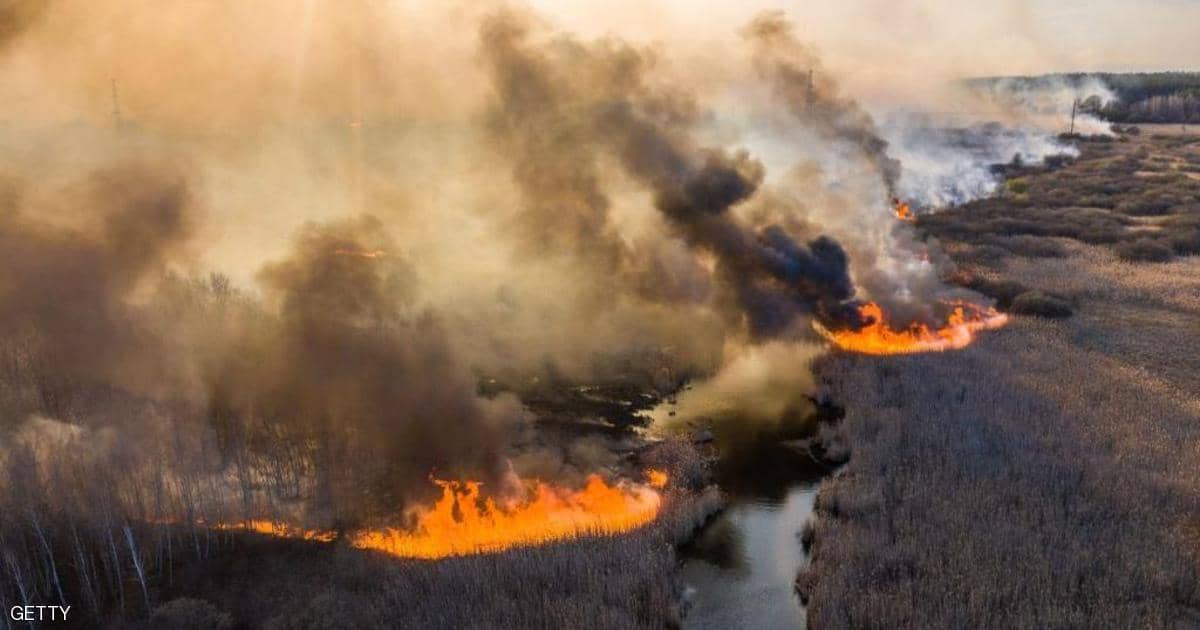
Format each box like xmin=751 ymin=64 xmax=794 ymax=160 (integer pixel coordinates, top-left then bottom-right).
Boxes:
xmin=970 ymin=72 xmax=1200 ymax=124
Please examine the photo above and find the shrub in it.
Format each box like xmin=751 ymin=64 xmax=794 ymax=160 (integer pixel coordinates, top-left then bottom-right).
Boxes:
xmin=959 ymin=277 xmax=1029 ymax=310
xmin=960 ymin=243 xmax=1009 ymax=263
xmin=1115 ymin=238 xmax=1175 ymax=262
xmin=1010 ymin=291 xmax=1074 ymax=318
xmin=995 ymin=235 xmax=1068 ymax=258
xmin=1118 ymin=198 xmax=1174 ymax=216
xmin=1168 ymin=229 xmax=1200 ymax=255
xmin=1006 ymin=178 xmax=1029 ymax=195
xmin=1077 ymin=227 xmax=1124 ymax=244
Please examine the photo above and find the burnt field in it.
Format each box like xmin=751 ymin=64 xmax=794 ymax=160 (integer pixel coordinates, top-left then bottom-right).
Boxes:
xmin=800 ymin=131 xmax=1200 ymax=628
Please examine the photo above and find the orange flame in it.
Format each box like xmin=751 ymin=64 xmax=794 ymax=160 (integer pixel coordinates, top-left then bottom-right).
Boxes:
xmin=815 ymin=301 xmax=1008 ymax=355
xmin=893 ymin=199 xmax=914 ymax=221
xmin=214 ymin=519 xmax=336 ymax=542
xmin=354 ymin=475 xmax=663 ymax=559
xmin=646 ymin=468 xmax=668 ymax=488
xmin=215 ymin=473 xmax=665 ymax=559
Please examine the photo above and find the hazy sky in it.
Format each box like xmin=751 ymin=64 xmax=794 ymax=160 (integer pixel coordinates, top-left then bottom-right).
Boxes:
xmin=2 ymin=0 xmax=1195 ymax=277
xmin=528 ymin=0 xmax=1200 ymax=81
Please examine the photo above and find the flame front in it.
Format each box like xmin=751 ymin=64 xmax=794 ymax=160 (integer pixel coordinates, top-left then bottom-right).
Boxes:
xmin=354 ymin=474 xmax=663 ymax=559
xmin=217 ymin=473 xmax=665 ymax=560
xmin=893 ymin=199 xmax=914 ymax=221
xmin=816 ymin=301 xmax=1008 ymax=355
xmin=215 ymin=520 xmax=337 ymax=542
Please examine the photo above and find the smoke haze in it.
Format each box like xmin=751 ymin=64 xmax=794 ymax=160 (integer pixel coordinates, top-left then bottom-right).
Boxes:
xmin=0 ymin=0 xmax=1162 ymax=529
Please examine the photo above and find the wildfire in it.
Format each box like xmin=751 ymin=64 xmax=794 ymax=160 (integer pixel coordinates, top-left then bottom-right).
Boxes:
xmin=214 ymin=519 xmax=336 ymax=542
xmin=354 ymin=474 xmax=663 ymax=559
xmin=216 ymin=472 xmax=666 ymax=560
xmin=646 ymin=468 xmax=668 ymax=488
xmin=815 ymin=301 xmax=1008 ymax=355
xmin=892 ymin=198 xmax=914 ymax=221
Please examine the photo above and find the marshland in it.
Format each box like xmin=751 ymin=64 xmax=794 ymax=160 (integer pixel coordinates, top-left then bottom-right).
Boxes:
xmin=1 ymin=2 xmax=1198 ymax=629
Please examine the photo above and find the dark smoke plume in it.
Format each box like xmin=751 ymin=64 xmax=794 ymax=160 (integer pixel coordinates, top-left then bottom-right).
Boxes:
xmin=0 ymin=161 xmax=522 ymax=529
xmin=0 ymin=0 xmax=51 ymax=51
xmin=480 ymin=12 xmax=862 ymax=337
xmin=208 ymin=215 xmax=524 ymax=525
xmin=744 ymin=11 xmax=902 ymax=198
xmin=0 ymin=162 xmax=197 ymax=404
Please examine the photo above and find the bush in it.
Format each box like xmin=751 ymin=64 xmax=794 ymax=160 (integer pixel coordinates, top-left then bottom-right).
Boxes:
xmin=995 ymin=235 xmax=1068 ymax=258
xmin=1006 ymin=178 xmax=1029 ymax=195
xmin=1077 ymin=227 xmax=1125 ymax=244
xmin=1168 ymin=229 xmax=1200 ymax=255
xmin=149 ymin=598 xmax=234 ymax=630
xmin=960 ymin=244 xmax=1009 ymax=263
xmin=959 ymin=277 xmax=1029 ymax=310
xmin=1115 ymin=238 xmax=1175 ymax=262
xmin=1010 ymin=291 xmax=1074 ymax=318
xmin=1118 ymin=198 xmax=1174 ymax=216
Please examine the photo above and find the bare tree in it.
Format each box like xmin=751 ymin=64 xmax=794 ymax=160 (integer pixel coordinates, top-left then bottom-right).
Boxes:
xmin=123 ymin=524 xmax=151 ymax=614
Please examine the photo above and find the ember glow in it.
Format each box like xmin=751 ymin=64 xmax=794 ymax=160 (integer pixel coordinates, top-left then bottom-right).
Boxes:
xmin=815 ymin=301 xmax=1008 ymax=355
xmin=219 ymin=473 xmax=665 ymax=560
xmin=646 ymin=468 xmax=669 ymax=488
xmin=215 ymin=520 xmax=336 ymax=543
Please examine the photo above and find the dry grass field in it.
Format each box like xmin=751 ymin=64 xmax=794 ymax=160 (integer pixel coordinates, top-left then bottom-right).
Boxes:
xmin=800 ymin=132 xmax=1200 ymax=628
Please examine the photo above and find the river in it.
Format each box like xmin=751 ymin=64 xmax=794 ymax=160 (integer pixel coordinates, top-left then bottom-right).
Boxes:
xmin=678 ymin=436 xmax=831 ymax=629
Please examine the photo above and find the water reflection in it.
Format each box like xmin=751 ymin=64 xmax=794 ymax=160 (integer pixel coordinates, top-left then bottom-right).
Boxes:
xmin=680 ymin=432 xmax=829 ymax=630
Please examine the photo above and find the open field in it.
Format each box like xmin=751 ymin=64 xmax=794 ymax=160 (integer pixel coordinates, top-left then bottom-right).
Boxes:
xmin=800 ymin=132 xmax=1200 ymax=628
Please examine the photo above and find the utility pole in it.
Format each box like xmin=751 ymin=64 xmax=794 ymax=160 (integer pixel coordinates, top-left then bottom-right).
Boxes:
xmin=1068 ymin=98 xmax=1078 ymax=135
xmin=806 ymin=68 xmax=815 ymax=106
xmin=110 ymin=78 xmax=122 ymax=129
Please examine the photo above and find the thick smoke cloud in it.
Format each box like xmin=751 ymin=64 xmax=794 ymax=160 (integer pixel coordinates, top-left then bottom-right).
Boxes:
xmin=216 ymin=216 xmax=524 ymax=523
xmin=0 ymin=161 xmax=525 ymax=527
xmin=480 ymin=12 xmax=861 ymax=336
xmin=0 ymin=162 xmax=197 ymax=402
xmin=0 ymin=0 xmax=51 ymax=51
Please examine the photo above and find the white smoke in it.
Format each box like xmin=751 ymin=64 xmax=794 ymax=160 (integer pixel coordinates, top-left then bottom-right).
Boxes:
xmin=971 ymin=75 xmax=1118 ymax=136
xmin=882 ymin=115 xmax=1078 ymax=209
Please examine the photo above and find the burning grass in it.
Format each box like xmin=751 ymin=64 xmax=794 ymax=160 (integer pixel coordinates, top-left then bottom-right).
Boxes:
xmin=215 ymin=473 xmax=667 ymax=560
xmin=814 ymin=301 xmax=1008 ymax=355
